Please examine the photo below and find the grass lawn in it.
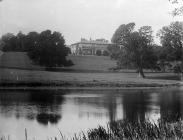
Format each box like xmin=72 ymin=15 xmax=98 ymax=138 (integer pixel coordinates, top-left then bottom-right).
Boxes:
xmin=0 ymin=52 xmax=44 ymax=70
xmin=0 ymin=52 xmax=182 ymax=87
xmin=0 ymin=68 xmax=181 ymax=87
xmin=67 ymin=55 xmax=116 ymax=71
xmin=0 ymin=52 xmax=116 ymax=71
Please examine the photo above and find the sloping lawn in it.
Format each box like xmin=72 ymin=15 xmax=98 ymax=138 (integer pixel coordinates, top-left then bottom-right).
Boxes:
xmin=0 ymin=52 xmax=116 ymax=71
xmin=0 ymin=52 xmax=44 ymax=70
xmin=67 ymin=55 xmax=116 ymax=71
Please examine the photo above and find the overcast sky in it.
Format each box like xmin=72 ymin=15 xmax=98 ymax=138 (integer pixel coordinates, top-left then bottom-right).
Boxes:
xmin=0 ymin=0 xmax=182 ymax=44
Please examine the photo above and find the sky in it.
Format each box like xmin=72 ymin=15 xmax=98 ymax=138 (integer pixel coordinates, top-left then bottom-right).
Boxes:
xmin=0 ymin=0 xmax=182 ymax=45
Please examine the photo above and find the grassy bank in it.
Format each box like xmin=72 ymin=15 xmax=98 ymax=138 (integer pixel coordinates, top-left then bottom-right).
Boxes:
xmin=0 ymin=68 xmax=182 ymax=88
xmin=0 ymin=52 xmax=182 ymax=88
xmin=2 ymin=120 xmax=183 ymax=140
xmin=0 ymin=52 xmax=116 ymax=72
xmin=81 ymin=120 xmax=183 ymax=140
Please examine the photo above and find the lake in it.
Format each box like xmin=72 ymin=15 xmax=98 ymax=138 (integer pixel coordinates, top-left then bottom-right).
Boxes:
xmin=0 ymin=87 xmax=183 ymax=140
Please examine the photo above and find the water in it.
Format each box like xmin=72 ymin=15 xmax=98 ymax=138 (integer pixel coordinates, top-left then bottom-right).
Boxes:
xmin=0 ymin=87 xmax=183 ymax=140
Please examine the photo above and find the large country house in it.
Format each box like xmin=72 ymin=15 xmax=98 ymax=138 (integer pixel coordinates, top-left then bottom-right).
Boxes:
xmin=69 ymin=38 xmax=112 ymax=55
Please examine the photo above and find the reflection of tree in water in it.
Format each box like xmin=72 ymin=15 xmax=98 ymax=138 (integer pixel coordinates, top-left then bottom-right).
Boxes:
xmin=160 ymin=89 xmax=183 ymax=122
xmin=0 ymin=89 xmax=65 ymax=125
xmin=121 ymin=88 xmax=183 ymax=123
xmin=71 ymin=90 xmax=117 ymax=122
xmin=122 ymin=90 xmax=150 ymax=122
xmin=36 ymin=113 xmax=61 ymax=125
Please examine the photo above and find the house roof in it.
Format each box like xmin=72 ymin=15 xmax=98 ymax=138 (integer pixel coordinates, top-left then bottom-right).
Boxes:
xmin=71 ymin=40 xmax=112 ymax=46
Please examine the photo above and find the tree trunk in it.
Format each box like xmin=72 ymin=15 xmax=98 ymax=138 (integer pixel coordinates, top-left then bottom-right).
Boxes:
xmin=181 ymin=47 xmax=183 ymax=81
xmin=138 ymin=67 xmax=145 ymax=78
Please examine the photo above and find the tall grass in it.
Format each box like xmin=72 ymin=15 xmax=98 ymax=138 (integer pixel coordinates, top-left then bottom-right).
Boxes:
xmin=2 ymin=119 xmax=183 ymax=140
xmin=86 ymin=119 xmax=183 ymax=140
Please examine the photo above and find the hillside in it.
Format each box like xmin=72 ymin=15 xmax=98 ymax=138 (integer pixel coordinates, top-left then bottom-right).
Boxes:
xmin=0 ymin=52 xmax=44 ymax=70
xmin=0 ymin=52 xmax=116 ymax=71
xmin=68 ymin=55 xmax=116 ymax=71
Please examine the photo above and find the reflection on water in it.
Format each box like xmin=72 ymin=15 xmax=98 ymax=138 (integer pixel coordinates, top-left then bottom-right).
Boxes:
xmin=0 ymin=90 xmax=64 ymax=126
xmin=0 ymin=88 xmax=183 ymax=139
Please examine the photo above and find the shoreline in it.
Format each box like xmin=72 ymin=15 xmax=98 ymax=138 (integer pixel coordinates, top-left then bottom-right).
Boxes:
xmin=0 ymin=67 xmax=182 ymax=90
xmin=0 ymin=81 xmax=182 ymax=90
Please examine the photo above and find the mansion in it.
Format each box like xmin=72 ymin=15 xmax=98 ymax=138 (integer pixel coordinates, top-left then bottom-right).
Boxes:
xmin=69 ymin=38 xmax=112 ymax=55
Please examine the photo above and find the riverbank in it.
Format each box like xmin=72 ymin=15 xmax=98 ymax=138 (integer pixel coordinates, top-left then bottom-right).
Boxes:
xmin=0 ymin=52 xmax=182 ymax=89
xmin=0 ymin=68 xmax=182 ymax=89
xmin=79 ymin=119 xmax=183 ymax=140
xmin=1 ymin=119 xmax=183 ymax=140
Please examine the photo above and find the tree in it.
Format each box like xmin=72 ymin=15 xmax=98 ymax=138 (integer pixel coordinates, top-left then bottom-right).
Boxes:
xmin=103 ymin=50 xmax=109 ymax=56
xmin=24 ymin=31 xmax=39 ymax=51
xmin=169 ymin=0 xmax=183 ymax=80
xmin=110 ymin=22 xmax=136 ymax=69
xmin=0 ymin=39 xmax=4 ymax=50
xmin=16 ymin=31 xmax=26 ymax=51
xmin=111 ymin=22 xmax=135 ymax=45
xmin=111 ymin=23 xmax=157 ymax=78
xmin=1 ymin=33 xmax=17 ymax=51
xmin=157 ymin=21 xmax=183 ymax=80
xmin=158 ymin=22 xmax=183 ymax=61
xmin=27 ymin=30 xmax=73 ymax=67
xmin=96 ymin=50 xmax=102 ymax=56
xmin=1 ymin=32 xmax=27 ymax=52
xmin=169 ymin=0 xmax=183 ymax=16
xmin=1 ymin=30 xmax=73 ymax=67
xmin=107 ymin=44 xmax=121 ymax=60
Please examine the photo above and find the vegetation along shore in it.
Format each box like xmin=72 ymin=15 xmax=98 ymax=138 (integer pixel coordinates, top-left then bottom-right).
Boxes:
xmin=2 ymin=119 xmax=183 ymax=140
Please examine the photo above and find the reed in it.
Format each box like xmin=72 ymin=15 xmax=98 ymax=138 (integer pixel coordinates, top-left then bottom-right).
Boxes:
xmin=2 ymin=119 xmax=183 ymax=140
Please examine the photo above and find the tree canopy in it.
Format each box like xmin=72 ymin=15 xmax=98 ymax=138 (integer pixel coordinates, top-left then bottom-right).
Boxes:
xmin=157 ymin=21 xmax=183 ymax=61
xmin=1 ymin=30 xmax=73 ymax=68
xmin=157 ymin=21 xmax=183 ymax=80
xmin=110 ymin=23 xmax=157 ymax=78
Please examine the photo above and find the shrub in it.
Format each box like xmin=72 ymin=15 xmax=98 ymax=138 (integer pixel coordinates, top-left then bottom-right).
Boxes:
xmin=103 ymin=50 xmax=109 ymax=56
xmin=96 ymin=50 xmax=102 ymax=56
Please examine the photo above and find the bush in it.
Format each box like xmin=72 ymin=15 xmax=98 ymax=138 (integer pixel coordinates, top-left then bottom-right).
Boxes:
xmin=173 ymin=64 xmax=182 ymax=74
xmin=27 ymin=30 xmax=73 ymax=67
xmin=103 ymin=50 xmax=109 ymax=56
xmin=96 ymin=50 xmax=102 ymax=56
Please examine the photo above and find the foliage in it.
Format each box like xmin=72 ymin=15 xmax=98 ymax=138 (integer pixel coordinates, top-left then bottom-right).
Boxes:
xmin=1 ymin=31 xmax=38 ymax=52
xmin=157 ymin=21 xmax=183 ymax=78
xmin=27 ymin=30 xmax=73 ymax=67
xmin=3 ymin=119 xmax=183 ymax=140
xmin=107 ymin=44 xmax=121 ymax=60
xmin=169 ymin=0 xmax=183 ymax=16
xmin=1 ymin=33 xmax=19 ymax=52
xmin=111 ymin=23 xmax=157 ymax=77
xmin=111 ymin=23 xmax=135 ymax=44
xmin=0 ymin=39 xmax=4 ymax=50
xmin=96 ymin=50 xmax=102 ymax=56
xmin=102 ymin=50 xmax=109 ymax=56
xmin=1 ymin=30 xmax=73 ymax=67
xmin=157 ymin=21 xmax=183 ymax=61
xmin=85 ymin=119 xmax=183 ymax=140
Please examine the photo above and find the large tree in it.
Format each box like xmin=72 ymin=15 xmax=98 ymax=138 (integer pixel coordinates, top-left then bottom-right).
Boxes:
xmin=1 ymin=33 xmax=18 ymax=51
xmin=27 ymin=30 xmax=73 ymax=67
xmin=1 ymin=30 xmax=73 ymax=67
xmin=110 ymin=23 xmax=136 ymax=69
xmin=158 ymin=21 xmax=183 ymax=80
xmin=111 ymin=23 xmax=157 ymax=78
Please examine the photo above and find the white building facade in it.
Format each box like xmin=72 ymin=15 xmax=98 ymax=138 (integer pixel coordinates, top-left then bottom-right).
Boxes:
xmin=70 ymin=38 xmax=112 ymax=55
